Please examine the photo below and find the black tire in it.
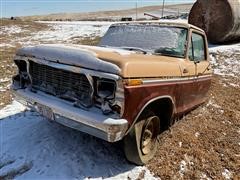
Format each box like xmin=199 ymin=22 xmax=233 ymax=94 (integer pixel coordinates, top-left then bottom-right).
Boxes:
xmin=123 ymin=111 xmax=160 ymax=165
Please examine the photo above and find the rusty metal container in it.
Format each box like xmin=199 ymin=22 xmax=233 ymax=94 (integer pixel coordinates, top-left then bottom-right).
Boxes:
xmin=189 ymin=0 xmax=240 ymax=44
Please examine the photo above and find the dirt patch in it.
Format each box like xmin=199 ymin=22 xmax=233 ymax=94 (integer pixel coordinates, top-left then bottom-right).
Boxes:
xmin=0 ymin=47 xmax=18 ymax=108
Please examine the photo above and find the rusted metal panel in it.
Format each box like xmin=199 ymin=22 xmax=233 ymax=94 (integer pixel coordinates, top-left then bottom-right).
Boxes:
xmin=189 ymin=0 xmax=240 ymax=44
xmin=122 ymin=76 xmax=212 ymax=125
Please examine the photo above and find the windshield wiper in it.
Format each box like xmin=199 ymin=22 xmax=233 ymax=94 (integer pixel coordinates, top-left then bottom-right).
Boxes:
xmin=120 ymin=47 xmax=148 ymax=54
xmin=153 ymin=48 xmax=184 ymax=58
xmin=153 ymin=52 xmax=184 ymax=58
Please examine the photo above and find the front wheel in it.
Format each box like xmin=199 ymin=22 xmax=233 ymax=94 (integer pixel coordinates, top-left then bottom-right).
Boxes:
xmin=123 ymin=112 xmax=160 ymax=165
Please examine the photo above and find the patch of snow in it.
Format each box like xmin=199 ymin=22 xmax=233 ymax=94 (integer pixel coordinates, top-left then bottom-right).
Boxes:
xmin=179 ymin=154 xmax=195 ymax=177
xmin=206 ymin=100 xmax=221 ymax=109
xmin=0 ymin=83 xmax=11 ymax=92
xmin=209 ymin=45 xmax=240 ymax=78
xmin=1 ymin=21 xmax=112 ymax=47
xmin=228 ymin=83 xmax=239 ymax=88
xmin=17 ymin=44 xmax=121 ymax=75
xmin=0 ymin=43 xmax=15 ymax=48
xmin=210 ymin=54 xmax=216 ymax=63
xmin=222 ymin=169 xmax=232 ymax=179
xmin=209 ymin=43 xmax=240 ymax=53
xmin=0 ymin=25 xmax=27 ymax=35
xmin=0 ymin=87 xmax=6 ymax=92
xmin=0 ymin=101 xmax=26 ymax=118
xmin=195 ymin=132 xmax=200 ymax=138
xmin=200 ymin=173 xmax=211 ymax=180
xmin=105 ymin=166 xmax=158 ymax=180
xmin=179 ymin=142 xmax=182 ymax=148
xmin=218 ymin=109 xmax=224 ymax=114
xmin=224 ymin=120 xmax=232 ymax=125
xmin=82 ymin=45 xmax=135 ymax=56
xmin=0 ymin=78 xmax=11 ymax=83
xmin=31 ymin=21 xmax=111 ymax=43
xmin=179 ymin=160 xmax=187 ymax=177
xmin=0 ymin=101 xmax=157 ymax=179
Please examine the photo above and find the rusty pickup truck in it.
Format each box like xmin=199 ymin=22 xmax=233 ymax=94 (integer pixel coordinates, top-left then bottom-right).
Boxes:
xmin=11 ymin=21 xmax=212 ymax=165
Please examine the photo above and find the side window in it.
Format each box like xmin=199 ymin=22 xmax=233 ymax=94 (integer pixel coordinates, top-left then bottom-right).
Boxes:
xmin=188 ymin=32 xmax=206 ymax=61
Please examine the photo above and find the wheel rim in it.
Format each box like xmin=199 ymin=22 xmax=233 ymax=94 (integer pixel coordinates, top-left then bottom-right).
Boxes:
xmin=140 ymin=116 xmax=159 ymax=155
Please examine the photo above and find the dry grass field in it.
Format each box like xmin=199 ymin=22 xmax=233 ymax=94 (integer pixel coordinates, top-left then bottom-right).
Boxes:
xmin=0 ymin=19 xmax=239 ymax=179
xmin=0 ymin=20 xmax=48 ymax=108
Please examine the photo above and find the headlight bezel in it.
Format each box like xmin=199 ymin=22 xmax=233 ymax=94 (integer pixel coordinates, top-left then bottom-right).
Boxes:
xmin=93 ymin=76 xmax=124 ymax=116
xmin=96 ymin=78 xmax=116 ymax=100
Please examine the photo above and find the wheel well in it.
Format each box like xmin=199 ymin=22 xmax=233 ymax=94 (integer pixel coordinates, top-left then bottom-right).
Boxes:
xmin=142 ymin=98 xmax=174 ymax=131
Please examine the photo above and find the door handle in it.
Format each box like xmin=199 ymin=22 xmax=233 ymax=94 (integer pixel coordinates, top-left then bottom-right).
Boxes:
xmin=183 ymin=68 xmax=189 ymax=74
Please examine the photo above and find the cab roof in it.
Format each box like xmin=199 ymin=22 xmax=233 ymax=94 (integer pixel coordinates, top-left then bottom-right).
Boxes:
xmin=111 ymin=20 xmax=204 ymax=33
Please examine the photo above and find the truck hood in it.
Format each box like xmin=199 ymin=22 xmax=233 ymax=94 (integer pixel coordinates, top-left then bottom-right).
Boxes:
xmin=17 ymin=44 xmax=183 ymax=77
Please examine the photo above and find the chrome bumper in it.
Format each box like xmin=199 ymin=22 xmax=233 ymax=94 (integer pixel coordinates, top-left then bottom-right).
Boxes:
xmin=12 ymin=88 xmax=128 ymax=142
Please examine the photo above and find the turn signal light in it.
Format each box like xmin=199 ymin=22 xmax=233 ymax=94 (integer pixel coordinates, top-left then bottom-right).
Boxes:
xmin=125 ymin=79 xmax=143 ymax=86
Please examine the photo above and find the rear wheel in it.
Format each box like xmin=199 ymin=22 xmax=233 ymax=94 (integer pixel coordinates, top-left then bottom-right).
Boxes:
xmin=123 ymin=111 xmax=160 ymax=165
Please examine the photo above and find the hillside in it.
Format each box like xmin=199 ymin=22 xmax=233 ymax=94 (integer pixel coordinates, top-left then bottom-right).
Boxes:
xmin=20 ymin=3 xmax=193 ymax=21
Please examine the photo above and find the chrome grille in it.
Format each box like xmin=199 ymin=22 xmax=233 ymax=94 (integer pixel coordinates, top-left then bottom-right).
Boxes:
xmin=29 ymin=61 xmax=93 ymax=107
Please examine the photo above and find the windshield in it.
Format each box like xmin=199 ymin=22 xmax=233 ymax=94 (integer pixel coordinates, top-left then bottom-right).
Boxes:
xmin=99 ymin=24 xmax=188 ymax=58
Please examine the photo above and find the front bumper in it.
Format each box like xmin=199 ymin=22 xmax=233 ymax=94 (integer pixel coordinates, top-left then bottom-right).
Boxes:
xmin=12 ymin=88 xmax=128 ymax=142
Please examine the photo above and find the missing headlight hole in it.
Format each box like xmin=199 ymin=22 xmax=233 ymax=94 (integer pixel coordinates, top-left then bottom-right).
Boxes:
xmin=97 ymin=79 xmax=116 ymax=99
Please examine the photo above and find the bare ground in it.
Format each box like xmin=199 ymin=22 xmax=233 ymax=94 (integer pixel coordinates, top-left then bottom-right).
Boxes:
xmin=0 ymin=20 xmax=239 ymax=179
xmin=0 ymin=47 xmax=17 ymax=108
